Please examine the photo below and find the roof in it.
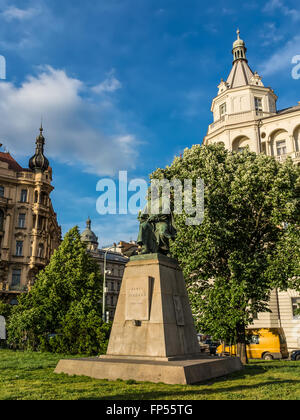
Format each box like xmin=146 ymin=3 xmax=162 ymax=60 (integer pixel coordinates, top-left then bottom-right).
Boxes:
xmin=0 ymin=152 xmax=24 ymax=172
xmin=226 ymin=59 xmax=254 ymax=89
xmin=80 ymin=218 xmax=98 ymax=245
xmin=277 ymin=104 xmax=300 ymax=115
xmin=81 ymin=227 xmax=98 ymax=244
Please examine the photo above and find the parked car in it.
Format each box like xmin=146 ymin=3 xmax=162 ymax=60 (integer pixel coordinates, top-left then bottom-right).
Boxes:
xmin=197 ymin=334 xmax=219 ymax=356
xmin=291 ymin=350 xmax=300 ymax=361
xmin=217 ymin=328 xmax=289 ymax=360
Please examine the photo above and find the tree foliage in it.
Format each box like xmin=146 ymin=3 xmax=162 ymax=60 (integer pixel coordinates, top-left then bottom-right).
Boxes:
xmin=151 ymin=144 xmax=300 ymax=361
xmin=7 ymin=226 xmax=110 ymax=355
xmin=0 ymin=302 xmax=13 ymax=319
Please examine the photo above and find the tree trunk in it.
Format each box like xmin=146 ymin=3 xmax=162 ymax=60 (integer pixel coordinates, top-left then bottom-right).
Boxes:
xmin=236 ymin=323 xmax=248 ymax=365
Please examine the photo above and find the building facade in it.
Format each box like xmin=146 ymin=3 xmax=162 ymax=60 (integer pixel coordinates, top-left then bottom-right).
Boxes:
xmin=80 ymin=218 xmax=128 ymax=320
xmin=204 ymin=30 xmax=300 ymax=166
xmin=0 ymin=127 xmax=61 ymax=304
xmin=204 ymin=30 xmax=300 ymax=351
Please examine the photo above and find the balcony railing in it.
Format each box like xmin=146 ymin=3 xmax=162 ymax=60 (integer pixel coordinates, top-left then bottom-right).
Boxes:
xmin=9 ymin=284 xmax=27 ymax=292
xmin=276 ymin=152 xmax=300 ymax=162
xmin=207 ymin=110 xmax=275 ymax=134
xmin=16 ymin=172 xmax=33 ymax=179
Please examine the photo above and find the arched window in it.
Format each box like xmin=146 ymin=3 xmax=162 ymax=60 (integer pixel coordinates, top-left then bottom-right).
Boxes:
xmin=20 ymin=189 xmax=27 ymax=203
xmin=276 ymin=140 xmax=287 ymax=156
xmin=0 ymin=186 xmax=4 ymax=197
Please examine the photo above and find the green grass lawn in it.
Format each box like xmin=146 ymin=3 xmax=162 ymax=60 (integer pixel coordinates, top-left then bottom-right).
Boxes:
xmin=0 ymin=349 xmax=299 ymax=400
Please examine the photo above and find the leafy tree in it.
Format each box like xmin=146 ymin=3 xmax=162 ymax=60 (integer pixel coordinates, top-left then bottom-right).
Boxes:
xmin=7 ymin=226 xmax=110 ymax=355
xmin=0 ymin=302 xmax=12 ymax=319
xmin=151 ymin=144 xmax=300 ymax=364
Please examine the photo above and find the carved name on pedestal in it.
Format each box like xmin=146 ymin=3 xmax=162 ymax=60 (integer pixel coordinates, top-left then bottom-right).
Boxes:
xmin=125 ymin=277 xmax=151 ymax=321
xmin=173 ymin=295 xmax=185 ymax=326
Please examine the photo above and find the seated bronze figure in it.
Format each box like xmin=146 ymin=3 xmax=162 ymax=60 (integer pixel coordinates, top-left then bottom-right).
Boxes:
xmin=137 ymin=208 xmax=176 ymax=257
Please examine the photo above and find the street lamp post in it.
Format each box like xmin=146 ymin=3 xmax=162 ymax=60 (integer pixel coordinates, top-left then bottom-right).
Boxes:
xmin=102 ymin=245 xmax=116 ymax=322
xmin=257 ymin=119 xmax=263 ymax=154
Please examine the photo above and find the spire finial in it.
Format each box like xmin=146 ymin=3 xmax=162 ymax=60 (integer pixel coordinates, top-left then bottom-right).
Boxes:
xmin=232 ymin=28 xmax=247 ymax=63
xmin=29 ymin=124 xmax=49 ymax=172
xmin=86 ymin=217 xmax=91 ymax=229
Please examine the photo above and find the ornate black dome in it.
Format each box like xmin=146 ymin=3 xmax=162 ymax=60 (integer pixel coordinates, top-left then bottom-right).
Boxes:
xmin=29 ymin=125 xmax=49 ymax=172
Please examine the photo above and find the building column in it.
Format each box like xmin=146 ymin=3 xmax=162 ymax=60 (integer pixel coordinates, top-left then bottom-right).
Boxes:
xmin=267 ymin=137 xmax=272 ymax=156
xmin=3 ymin=213 xmax=11 ymax=248
xmin=289 ymin=135 xmax=296 ymax=154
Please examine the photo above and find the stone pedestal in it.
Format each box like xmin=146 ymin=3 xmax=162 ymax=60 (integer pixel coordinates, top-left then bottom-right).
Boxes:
xmin=55 ymin=254 xmax=242 ymax=384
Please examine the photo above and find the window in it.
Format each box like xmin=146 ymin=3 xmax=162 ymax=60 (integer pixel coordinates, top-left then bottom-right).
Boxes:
xmin=248 ymin=335 xmax=260 ymax=345
xmin=10 ymin=299 xmax=18 ymax=306
xmin=237 ymin=147 xmax=245 ymax=153
xmin=37 ymin=216 xmax=45 ymax=230
xmin=0 ymin=209 xmax=4 ymax=230
xmin=20 ymin=189 xmax=27 ymax=203
xmin=12 ymin=269 xmax=21 ymax=287
xmin=219 ymin=103 xmax=227 ymax=117
xmin=41 ymin=192 xmax=48 ymax=205
xmin=38 ymin=243 xmax=44 ymax=258
xmin=276 ymin=140 xmax=287 ymax=156
xmin=16 ymin=241 xmax=23 ymax=256
xmin=111 ymin=282 xmax=114 ymax=291
xmin=292 ymin=298 xmax=300 ymax=319
xmin=18 ymin=214 xmax=26 ymax=228
xmin=110 ymin=296 xmax=114 ymax=306
xmin=255 ymin=97 xmax=263 ymax=113
xmin=0 ymin=186 xmax=4 ymax=197
xmin=34 ymin=191 xmax=38 ymax=203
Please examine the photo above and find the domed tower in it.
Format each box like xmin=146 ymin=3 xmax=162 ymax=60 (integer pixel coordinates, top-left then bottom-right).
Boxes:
xmin=232 ymin=29 xmax=247 ymax=62
xmin=29 ymin=125 xmax=49 ymax=173
xmin=81 ymin=218 xmax=99 ymax=251
xmin=204 ymin=29 xmax=278 ymax=153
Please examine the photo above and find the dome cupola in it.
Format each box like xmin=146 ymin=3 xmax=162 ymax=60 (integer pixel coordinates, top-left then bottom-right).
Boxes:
xmin=232 ymin=29 xmax=247 ymax=62
xmin=29 ymin=125 xmax=49 ymax=172
xmin=81 ymin=217 xmax=99 ymax=251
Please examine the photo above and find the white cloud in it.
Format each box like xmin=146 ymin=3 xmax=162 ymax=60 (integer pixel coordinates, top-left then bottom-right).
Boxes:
xmin=258 ymin=35 xmax=300 ymax=76
xmin=0 ymin=2 xmax=63 ymax=52
xmin=92 ymin=69 xmax=122 ymax=94
xmin=259 ymin=23 xmax=284 ymax=46
xmin=263 ymin=0 xmax=300 ymax=21
xmin=0 ymin=66 xmax=140 ymax=175
xmin=1 ymin=6 xmax=38 ymax=21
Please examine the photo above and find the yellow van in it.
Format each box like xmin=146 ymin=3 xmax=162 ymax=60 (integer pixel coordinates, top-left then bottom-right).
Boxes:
xmin=217 ymin=328 xmax=289 ymax=360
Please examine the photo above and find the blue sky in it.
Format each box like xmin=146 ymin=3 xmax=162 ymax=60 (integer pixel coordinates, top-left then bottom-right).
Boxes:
xmin=0 ymin=0 xmax=299 ymax=245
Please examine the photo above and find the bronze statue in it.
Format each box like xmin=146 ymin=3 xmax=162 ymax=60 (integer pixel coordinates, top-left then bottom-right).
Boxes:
xmin=137 ymin=207 xmax=176 ymax=257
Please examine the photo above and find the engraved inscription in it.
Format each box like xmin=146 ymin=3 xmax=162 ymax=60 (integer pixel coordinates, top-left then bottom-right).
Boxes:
xmin=173 ymin=295 xmax=185 ymax=326
xmin=126 ymin=277 xmax=150 ymax=321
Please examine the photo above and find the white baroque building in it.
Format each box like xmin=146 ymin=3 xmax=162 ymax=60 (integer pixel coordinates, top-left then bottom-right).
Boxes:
xmin=204 ymin=31 xmax=300 ymax=353
xmin=204 ymin=30 xmax=300 ymax=166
